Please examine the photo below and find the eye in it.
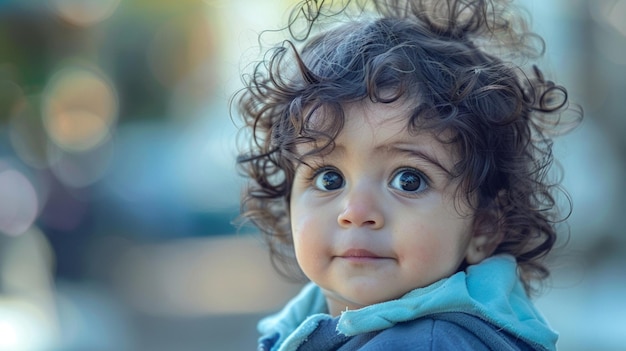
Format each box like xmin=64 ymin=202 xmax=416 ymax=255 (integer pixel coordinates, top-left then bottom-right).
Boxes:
xmin=313 ymin=168 xmax=344 ymax=191
xmin=389 ymin=168 xmax=428 ymax=193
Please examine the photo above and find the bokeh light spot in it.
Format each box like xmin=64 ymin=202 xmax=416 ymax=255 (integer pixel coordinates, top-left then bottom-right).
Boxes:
xmin=50 ymin=0 xmax=122 ymax=27
xmin=42 ymin=67 xmax=118 ymax=153
xmin=0 ymin=169 xmax=38 ymax=237
xmin=48 ymin=139 xmax=114 ymax=189
xmin=0 ymin=299 xmax=54 ymax=351
xmin=9 ymin=97 xmax=53 ymax=170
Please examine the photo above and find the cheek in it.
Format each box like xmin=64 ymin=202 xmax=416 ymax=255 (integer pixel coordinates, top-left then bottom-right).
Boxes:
xmin=401 ymin=232 xmax=448 ymax=263
xmin=291 ymin=205 xmax=323 ymax=251
xmin=290 ymin=191 xmax=331 ymax=237
xmin=397 ymin=216 xmax=471 ymax=265
xmin=291 ymin=211 xmax=330 ymax=278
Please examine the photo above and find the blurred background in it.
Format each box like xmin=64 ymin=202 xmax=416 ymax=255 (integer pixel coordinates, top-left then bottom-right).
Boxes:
xmin=0 ymin=0 xmax=624 ymax=350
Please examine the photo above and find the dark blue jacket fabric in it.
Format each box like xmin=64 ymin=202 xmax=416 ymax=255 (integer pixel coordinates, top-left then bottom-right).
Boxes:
xmin=260 ymin=312 xmax=536 ymax=350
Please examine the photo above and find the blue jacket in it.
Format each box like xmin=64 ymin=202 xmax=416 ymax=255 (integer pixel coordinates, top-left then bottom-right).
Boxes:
xmin=257 ymin=255 xmax=557 ymax=351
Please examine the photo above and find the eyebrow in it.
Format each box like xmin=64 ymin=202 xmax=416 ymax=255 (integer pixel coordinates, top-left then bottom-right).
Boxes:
xmin=375 ymin=143 xmax=454 ymax=177
xmin=296 ymin=139 xmax=455 ymax=177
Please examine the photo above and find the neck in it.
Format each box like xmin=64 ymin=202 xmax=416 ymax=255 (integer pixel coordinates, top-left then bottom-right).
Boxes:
xmin=321 ymin=288 xmax=367 ymax=316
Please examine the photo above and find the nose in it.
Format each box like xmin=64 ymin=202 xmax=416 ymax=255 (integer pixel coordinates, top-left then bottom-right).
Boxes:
xmin=337 ymin=185 xmax=384 ymax=229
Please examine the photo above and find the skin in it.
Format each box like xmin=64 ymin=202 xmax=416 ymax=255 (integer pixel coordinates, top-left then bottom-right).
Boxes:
xmin=289 ymin=99 xmax=493 ymax=316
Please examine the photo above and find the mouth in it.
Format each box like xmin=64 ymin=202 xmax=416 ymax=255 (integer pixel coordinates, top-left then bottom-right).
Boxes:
xmin=336 ymin=249 xmax=391 ymax=263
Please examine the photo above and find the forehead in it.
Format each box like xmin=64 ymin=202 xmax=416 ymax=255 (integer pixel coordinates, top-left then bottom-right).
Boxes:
xmin=343 ymin=99 xmax=412 ymax=130
xmin=300 ymin=99 xmax=460 ymax=164
xmin=305 ymin=98 xmax=453 ymax=141
xmin=304 ymin=97 xmax=410 ymax=133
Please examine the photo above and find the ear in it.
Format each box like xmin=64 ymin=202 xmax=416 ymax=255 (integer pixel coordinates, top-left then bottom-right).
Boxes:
xmin=465 ymin=195 xmax=504 ymax=265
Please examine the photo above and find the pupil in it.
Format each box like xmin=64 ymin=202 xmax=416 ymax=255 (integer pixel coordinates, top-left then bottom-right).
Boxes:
xmin=400 ymin=172 xmax=420 ymax=191
xmin=322 ymin=172 xmax=342 ymax=190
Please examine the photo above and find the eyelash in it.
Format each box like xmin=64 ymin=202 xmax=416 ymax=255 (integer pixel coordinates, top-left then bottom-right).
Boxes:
xmin=305 ymin=164 xmax=333 ymax=181
xmin=304 ymin=165 xmax=431 ymax=196
xmin=307 ymin=166 xmax=343 ymax=191
xmin=388 ymin=167 xmax=431 ymax=197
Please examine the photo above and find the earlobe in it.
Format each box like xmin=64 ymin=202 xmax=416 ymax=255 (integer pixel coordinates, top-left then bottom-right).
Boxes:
xmin=465 ymin=229 xmax=502 ymax=264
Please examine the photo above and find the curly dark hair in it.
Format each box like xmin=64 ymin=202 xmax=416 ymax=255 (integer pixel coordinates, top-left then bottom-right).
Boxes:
xmin=233 ymin=0 xmax=581 ymax=294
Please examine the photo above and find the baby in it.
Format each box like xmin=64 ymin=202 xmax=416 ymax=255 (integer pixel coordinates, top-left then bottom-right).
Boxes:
xmin=234 ymin=0 xmax=580 ymax=350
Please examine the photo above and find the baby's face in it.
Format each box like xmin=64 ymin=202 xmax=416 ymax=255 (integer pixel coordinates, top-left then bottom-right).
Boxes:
xmin=289 ymin=99 xmax=483 ymax=316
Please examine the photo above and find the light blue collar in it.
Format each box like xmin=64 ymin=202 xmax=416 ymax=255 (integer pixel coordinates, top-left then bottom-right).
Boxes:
xmin=258 ymin=255 xmax=557 ymax=351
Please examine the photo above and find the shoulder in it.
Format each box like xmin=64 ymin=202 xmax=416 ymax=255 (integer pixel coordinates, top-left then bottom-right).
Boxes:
xmin=352 ymin=313 xmax=535 ymax=351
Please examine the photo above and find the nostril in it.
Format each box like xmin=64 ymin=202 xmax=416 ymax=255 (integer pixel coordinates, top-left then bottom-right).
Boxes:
xmin=337 ymin=200 xmax=384 ymax=228
xmin=338 ymin=216 xmax=380 ymax=228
